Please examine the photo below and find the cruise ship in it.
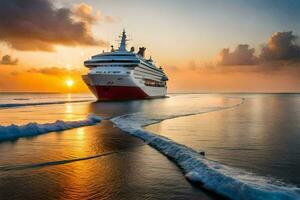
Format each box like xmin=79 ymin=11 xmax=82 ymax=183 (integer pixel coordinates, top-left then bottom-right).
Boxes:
xmin=82 ymin=30 xmax=168 ymax=101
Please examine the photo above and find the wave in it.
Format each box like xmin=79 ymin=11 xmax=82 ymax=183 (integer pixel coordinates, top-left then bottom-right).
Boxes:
xmin=0 ymin=143 xmax=145 ymax=171
xmin=0 ymin=99 xmax=94 ymax=109
xmin=0 ymin=114 xmax=101 ymax=141
xmin=13 ymin=98 xmax=30 ymax=101
xmin=111 ymin=100 xmax=300 ymax=200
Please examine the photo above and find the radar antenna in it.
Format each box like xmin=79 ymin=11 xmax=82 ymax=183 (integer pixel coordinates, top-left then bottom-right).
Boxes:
xmin=118 ymin=29 xmax=129 ymax=51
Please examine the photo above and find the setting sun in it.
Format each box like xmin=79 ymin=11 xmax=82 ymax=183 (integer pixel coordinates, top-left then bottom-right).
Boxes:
xmin=66 ymin=79 xmax=74 ymax=87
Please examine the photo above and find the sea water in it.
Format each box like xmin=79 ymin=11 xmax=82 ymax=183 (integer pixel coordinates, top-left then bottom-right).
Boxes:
xmin=0 ymin=93 xmax=299 ymax=199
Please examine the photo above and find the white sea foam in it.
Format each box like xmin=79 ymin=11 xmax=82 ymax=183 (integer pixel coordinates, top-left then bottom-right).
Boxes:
xmin=0 ymin=99 xmax=93 ymax=109
xmin=111 ymin=110 xmax=300 ymax=200
xmin=0 ymin=114 xmax=101 ymax=141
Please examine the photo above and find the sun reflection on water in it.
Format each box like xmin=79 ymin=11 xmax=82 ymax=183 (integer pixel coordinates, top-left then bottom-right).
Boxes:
xmin=76 ymin=128 xmax=85 ymax=140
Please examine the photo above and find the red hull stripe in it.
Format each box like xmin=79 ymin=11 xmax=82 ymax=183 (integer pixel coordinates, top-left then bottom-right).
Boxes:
xmin=87 ymin=85 xmax=150 ymax=100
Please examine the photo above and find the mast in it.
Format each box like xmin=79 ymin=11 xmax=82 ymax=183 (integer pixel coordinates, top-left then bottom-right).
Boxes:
xmin=118 ymin=29 xmax=128 ymax=51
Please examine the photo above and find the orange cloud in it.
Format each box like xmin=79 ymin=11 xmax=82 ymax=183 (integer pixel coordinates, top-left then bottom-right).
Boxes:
xmin=165 ymin=65 xmax=300 ymax=93
xmin=104 ymin=16 xmax=119 ymax=23
xmin=73 ymin=3 xmax=101 ymax=24
xmin=0 ymin=0 xmax=108 ymax=51
xmin=218 ymin=44 xmax=258 ymax=66
xmin=0 ymin=66 xmax=89 ymax=93
xmin=27 ymin=67 xmax=80 ymax=76
xmin=1 ymin=54 xmax=18 ymax=65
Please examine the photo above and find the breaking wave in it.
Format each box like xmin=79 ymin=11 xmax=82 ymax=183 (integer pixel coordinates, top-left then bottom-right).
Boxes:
xmin=0 ymin=114 xmax=101 ymax=141
xmin=111 ymin=100 xmax=300 ymax=200
xmin=0 ymin=99 xmax=94 ymax=109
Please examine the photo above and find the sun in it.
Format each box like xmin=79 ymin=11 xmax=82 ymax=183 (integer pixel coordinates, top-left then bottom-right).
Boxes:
xmin=66 ymin=79 xmax=74 ymax=87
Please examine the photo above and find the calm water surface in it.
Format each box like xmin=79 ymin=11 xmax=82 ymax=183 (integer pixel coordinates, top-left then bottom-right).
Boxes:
xmin=0 ymin=93 xmax=299 ymax=199
xmin=146 ymin=94 xmax=300 ymax=186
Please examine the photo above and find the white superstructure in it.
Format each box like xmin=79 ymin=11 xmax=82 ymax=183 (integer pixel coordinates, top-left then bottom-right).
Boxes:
xmin=82 ymin=30 xmax=168 ymax=100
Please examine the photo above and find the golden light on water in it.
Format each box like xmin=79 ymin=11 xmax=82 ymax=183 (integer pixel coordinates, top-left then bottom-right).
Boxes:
xmin=66 ymin=79 xmax=74 ymax=87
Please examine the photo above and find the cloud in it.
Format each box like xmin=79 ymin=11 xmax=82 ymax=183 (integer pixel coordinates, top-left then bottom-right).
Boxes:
xmin=218 ymin=44 xmax=258 ymax=66
xmin=217 ymin=31 xmax=300 ymax=69
xmin=1 ymin=55 xmax=18 ymax=65
xmin=0 ymin=66 xmax=88 ymax=92
xmin=73 ymin=3 xmax=117 ymax=24
xmin=0 ymin=0 xmax=107 ymax=51
xmin=27 ymin=67 xmax=82 ymax=76
xmin=188 ymin=60 xmax=217 ymax=72
xmin=165 ymin=65 xmax=179 ymax=73
xmin=104 ymin=16 xmax=118 ymax=23
xmin=260 ymin=31 xmax=300 ymax=61
xmin=73 ymin=3 xmax=101 ymax=24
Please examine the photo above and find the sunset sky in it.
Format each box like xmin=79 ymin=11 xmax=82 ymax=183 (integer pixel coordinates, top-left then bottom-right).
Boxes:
xmin=0 ymin=0 xmax=299 ymax=93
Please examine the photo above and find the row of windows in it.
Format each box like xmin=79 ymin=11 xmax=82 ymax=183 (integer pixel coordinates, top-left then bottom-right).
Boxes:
xmin=86 ymin=60 xmax=139 ymax=64
xmin=93 ymin=64 xmax=136 ymax=68
xmin=133 ymin=71 xmax=161 ymax=80
xmin=95 ymin=71 xmax=130 ymax=74
xmin=134 ymin=67 xmax=164 ymax=79
xmin=87 ymin=61 xmax=164 ymax=76
xmin=144 ymin=79 xmax=166 ymax=88
xmin=132 ymin=73 xmax=162 ymax=82
xmin=140 ymin=61 xmax=164 ymax=74
xmin=93 ymin=54 xmax=136 ymax=58
xmin=134 ymin=69 xmax=162 ymax=78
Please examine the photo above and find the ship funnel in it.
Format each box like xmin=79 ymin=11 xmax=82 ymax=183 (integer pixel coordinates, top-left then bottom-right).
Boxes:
xmin=137 ymin=47 xmax=146 ymax=57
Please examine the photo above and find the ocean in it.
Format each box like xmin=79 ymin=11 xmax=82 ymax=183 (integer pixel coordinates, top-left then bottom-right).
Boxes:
xmin=0 ymin=93 xmax=299 ymax=199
